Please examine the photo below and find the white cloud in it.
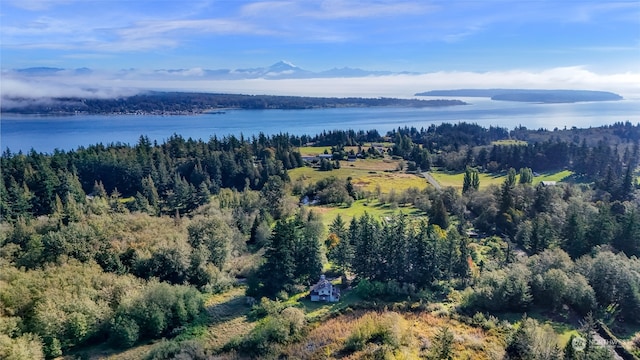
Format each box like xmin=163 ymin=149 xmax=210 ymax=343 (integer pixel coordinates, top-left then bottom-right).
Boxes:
xmin=116 ymin=18 xmax=276 ymax=41
xmin=569 ymin=1 xmax=640 ymax=23
xmin=310 ymin=0 xmax=432 ymax=19
xmin=240 ymin=0 xmax=431 ymax=19
xmin=6 ymin=0 xmax=74 ymax=11
xmin=240 ymin=1 xmax=296 ymax=17
xmin=0 ymin=73 xmax=138 ymax=99
xmin=3 ymin=67 xmax=639 ymax=102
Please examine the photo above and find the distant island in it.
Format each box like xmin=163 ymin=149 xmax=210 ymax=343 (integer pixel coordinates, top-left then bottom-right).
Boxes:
xmin=415 ymin=89 xmax=623 ymax=103
xmin=2 ymin=91 xmax=467 ymax=115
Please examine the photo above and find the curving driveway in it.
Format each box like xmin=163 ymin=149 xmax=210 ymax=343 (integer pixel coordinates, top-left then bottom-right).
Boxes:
xmin=422 ymin=171 xmax=442 ymax=190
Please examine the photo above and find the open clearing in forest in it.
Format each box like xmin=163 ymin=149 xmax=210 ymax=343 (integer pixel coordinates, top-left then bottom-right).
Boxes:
xmin=311 ymin=199 xmax=425 ymax=226
xmin=289 ymin=160 xmax=427 ymax=195
xmin=429 ymin=169 xmax=574 ymax=190
xmin=491 ymin=139 xmax=528 ymax=146
xmin=297 ymin=143 xmax=394 ymax=157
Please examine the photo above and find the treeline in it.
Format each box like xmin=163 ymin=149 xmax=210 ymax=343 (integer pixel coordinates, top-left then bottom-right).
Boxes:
xmin=389 ymin=123 xmax=510 ymax=151
xmin=328 ymin=214 xmax=471 ymax=288
xmin=247 ymin=212 xmax=470 ymax=300
xmin=397 ymin=122 xmax=640 ymax=197
xmin=307 ymin=129 xmax=383 ymax=146
xmin=1 ymin=133 xmax=301 ymax=220
xmin=2 ymin=92 xmax=466 ymax=114
xmin=457 ymin=139 xmax=638 ymax=199
xmin=463 ymin=248 xmax=640 ymax=325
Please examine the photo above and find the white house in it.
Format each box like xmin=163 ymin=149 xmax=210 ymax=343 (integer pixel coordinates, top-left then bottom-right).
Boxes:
xmin=309 ymin=275 xmax=340 ymax=302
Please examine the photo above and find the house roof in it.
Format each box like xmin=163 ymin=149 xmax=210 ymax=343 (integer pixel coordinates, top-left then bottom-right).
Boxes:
xmin=311 ymin=279 xmax=332 ymax=293
xmin=311 ymin=275 xmax=334 ymax=293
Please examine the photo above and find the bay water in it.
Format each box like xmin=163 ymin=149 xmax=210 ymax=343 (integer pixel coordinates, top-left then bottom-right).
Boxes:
xmin=2 ymin=98 xmax=639 ymax=154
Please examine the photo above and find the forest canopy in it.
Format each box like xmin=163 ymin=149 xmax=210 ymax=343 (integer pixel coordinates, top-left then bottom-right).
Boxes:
xmin=2 ymin=121 xmax=640 ymax=359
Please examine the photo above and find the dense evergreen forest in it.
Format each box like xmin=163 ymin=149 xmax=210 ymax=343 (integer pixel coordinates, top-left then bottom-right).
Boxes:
xmin=1 ymin=92 xmax=466 ymax=114
xmin=2 ymin=121 xmax=640 ymax=359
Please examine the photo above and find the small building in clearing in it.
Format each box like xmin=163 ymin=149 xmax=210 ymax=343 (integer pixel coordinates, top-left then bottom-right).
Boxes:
xmin=309 ymin=275 xmax=340 ymax=302
xmin=540 ymin=181 xmax=557 ymax=187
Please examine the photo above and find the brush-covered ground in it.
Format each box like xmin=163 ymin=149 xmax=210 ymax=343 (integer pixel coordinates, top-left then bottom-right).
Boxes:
xmin=78 ymin=280 xmax=592 ymax=360
xmin=63 ymin=153 xmax=631 ymax=359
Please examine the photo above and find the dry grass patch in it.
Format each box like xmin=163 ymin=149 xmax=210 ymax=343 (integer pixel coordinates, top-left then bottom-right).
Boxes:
xmin=345 ymin=158 xmax=400 ymax=172
xmin=282 ymin=310 xmax=505 ymax=360
xmin=201 ymin=287 xmax=255 ymax=352
xmin=355 ymin=173 xmax=426 ymax=194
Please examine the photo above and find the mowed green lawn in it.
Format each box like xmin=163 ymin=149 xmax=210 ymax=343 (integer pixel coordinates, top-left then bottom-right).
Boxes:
xmin=310 ymin=199 xmax=425 ymax=227
xmin=429 ymin=169 xmax=574 ymax=190
xmin=297 ymin=146 xmax=332 ymax=156
xmin=430 ymin=171 xmax=506 ymax=190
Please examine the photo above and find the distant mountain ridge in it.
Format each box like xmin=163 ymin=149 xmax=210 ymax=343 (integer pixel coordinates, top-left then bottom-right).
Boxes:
xmin=11 ymin=61 xmax=418 ymax=80
xmin=415 ymin=89 xmax=623 ymax=103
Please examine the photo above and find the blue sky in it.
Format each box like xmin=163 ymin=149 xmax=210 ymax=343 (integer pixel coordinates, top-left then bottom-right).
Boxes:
xmin=2 ymin=0 xmax=639 ymax=72
xmin=1 ymin=1 xmax=639 ymax=98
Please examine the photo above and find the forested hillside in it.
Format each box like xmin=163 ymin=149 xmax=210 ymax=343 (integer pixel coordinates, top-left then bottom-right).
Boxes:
xmin=2 ymin=122 xmax=640 ymax=359
xmin=1 ymin=92 xmax=466 ymax=115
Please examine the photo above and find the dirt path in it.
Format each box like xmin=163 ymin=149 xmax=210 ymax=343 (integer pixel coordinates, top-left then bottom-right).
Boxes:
xmin=422 ymin=171 xmax=442 ymax=190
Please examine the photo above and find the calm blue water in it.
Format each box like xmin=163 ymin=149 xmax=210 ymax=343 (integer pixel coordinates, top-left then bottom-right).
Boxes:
xmin=2 ymin=98 xmax=639 ymax=153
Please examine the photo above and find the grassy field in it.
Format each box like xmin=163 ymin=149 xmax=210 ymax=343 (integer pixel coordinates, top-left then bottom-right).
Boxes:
xmin=297 ymin=143 xmax=393 ymax=157
xmin=491 ymin=139 xmax=528 ymax=146
xmin=199 ymin=288 xmax=255 ymax=352
xmin=430 ymin=170 xmax=507 ymax=190
xmin=297 ymin=146 xmax=333 ymax=156
xmin=289 ymin=159 xmax=427 ymax=195
xmin=429 ymin=169 xmax=574 ymax=190
xmin=310 ymin=199 xmax=425 ymax=226
xmin=532 ymin=170 xmax=573 ymax=185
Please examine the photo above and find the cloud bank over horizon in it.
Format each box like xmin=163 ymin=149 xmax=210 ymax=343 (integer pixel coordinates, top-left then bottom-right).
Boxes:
xmin=2 ymin=65 xmax=640 ymax=106
xmin=2 ymin=1 xmax=638 ymax=75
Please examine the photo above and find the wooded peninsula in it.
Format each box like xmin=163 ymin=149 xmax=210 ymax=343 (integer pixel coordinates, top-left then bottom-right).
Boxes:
xmin=1 ymin=92 xmax=466 ymax=115
xmin=415 ymin=89 xmax=623 ymax=103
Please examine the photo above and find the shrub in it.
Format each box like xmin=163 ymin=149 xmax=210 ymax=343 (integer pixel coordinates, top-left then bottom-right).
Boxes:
xmin=248 ymin=297 xmax=287 ymax=320
xmin=145 ymin=339 xmax=207 ymax=360
xmin=0 ymin=333 xmax=45 ymax=360
xmin=355 ymin=279 xmax=416 ymax=301
xmin=237 ymin=306 xmax=307 ymax=357
xmin=109 ymin=315 xmax=139 ymax=348
xmin=462 ymin=264 xmax=532 ymax=313
xmin=108 ymin=282 xmax=204 ymax=348
xmin=343 ymin=312 xmax=409 ymax=354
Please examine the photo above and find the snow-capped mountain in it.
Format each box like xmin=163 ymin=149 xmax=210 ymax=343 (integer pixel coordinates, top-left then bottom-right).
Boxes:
xmin=11 ymin=62 xmax=410 ymax=80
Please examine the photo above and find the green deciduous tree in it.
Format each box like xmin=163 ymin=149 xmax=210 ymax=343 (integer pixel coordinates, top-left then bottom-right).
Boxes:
xmin=187 ymin=217 xmax=231 ymax=269
xmin=519 ymin=167 xmax=534 ymax=185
